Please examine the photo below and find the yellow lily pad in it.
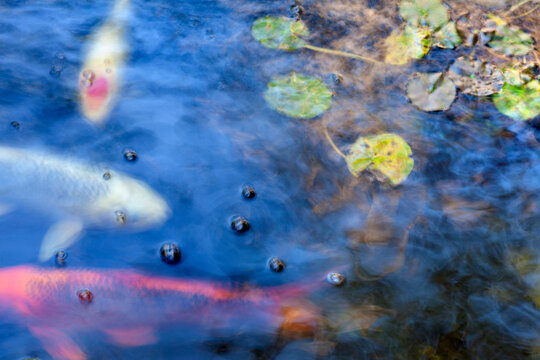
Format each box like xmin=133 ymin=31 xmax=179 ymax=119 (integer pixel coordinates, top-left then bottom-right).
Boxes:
xmin=346 ymin=133 xmax=414 ymax=186
xmin=384 ymin=26 xmax=432 ymax=65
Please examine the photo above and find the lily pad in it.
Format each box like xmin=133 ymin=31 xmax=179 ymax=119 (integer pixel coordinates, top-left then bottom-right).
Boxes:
xmin=493 ymin=80 xmax=540 ymax=121
xmin=399 ymin=0 xmax=449 ymax=30
xmin=252 ymin=16 xmax=309 ymax=51
xmin=433 ymin=21 xmax=462 ymax=49
xmin=447 ymin=57 xmax=504 ymax=96
xmin=264 ymin=73 xmax=333 ymax=119
xmin=346 ymin=133 xmax=414 ymax=186
xmin=384 ymin=26 xmax=432 ymax=65
xmin=407 ymin=72 xmax=456 ymax=111
xmin=484 ymin=16 xmax=534 ymax=56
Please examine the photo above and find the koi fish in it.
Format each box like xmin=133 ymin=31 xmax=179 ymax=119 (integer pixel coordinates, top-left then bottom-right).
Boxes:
xmin=0 ymin=146 xmax=170 ymax=261
xmin=79 ymin=0 xmax=130 ymax=123
xmin=0 ymin=265 xmax=320 ymax=360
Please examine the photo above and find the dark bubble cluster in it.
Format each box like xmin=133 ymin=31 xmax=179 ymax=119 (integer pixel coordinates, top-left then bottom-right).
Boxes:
xmin=123 ymin=149 xmax=138 ymax=162
xmin=160 ymin=242 xmax=181 ymax=265
xmin=268 ymin=257 xmax=285 ymax=273
xmin=77 ymin=289 xmax=93 ymax=304
xmin=55 ymin=251 xmax=68 ymax=267
xmin=230 ymin=215 xmax=250 ymax=233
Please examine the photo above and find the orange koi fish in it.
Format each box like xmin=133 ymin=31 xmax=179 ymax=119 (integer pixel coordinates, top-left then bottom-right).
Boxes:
xmin=79 ymin=0 xmax=130 ymax=123
xmin=0 ymin=266 xmax=320 ymax=360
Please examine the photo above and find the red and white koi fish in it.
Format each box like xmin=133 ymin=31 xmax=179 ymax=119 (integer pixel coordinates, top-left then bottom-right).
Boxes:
xmin=0 ymin=266 xmax=320 ymax=360
xmin=79 ymin=0 xmax=130 ymax=124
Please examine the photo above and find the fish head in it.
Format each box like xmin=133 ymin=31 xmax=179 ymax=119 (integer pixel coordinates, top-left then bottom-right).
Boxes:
xmin=92 ymin=173 xmax=170 ymax=228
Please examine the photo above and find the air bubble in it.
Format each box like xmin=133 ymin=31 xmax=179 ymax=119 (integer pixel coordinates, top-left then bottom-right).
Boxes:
xmin=55 ymin=251 xmax=68 ymax=267
xmin=103 ymin=172 xmax=111 ymax=180
xmin=326 ymin=272 xmax=345 ymax=286
xmin=106 ymin=68 xmax=112 ymax=74
xmin=124 ymin=149 xmax=138 ymax=162
xmin=230 ymin=215 xmax=250 ymax=233
xmin=115 ymin=210 xmax=126 ymax=225
xmin=10 ymin=121 xmax=20 ymax=130
xmin=268 ymin=257 xmax=285 ymax=272
xmin=82 ymin=70 xmax=95 ymax=82
xmin=160 ymin=242 xmax=181 ymax=264
xmin=55 ymin=51 xmax=65 ymax=60
xmin=49 ymin=64 xmax=63 ymax=77
xmin=241 ymin=185 xmax=256 ymax=199
xmin=77 ymin=288 xmax=93 ymax=303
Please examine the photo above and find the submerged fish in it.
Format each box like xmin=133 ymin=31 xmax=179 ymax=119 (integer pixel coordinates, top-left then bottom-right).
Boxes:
xmin=0 ymin=146 xmax=170 ymax=261
xmin=0 ymin=265 xmax=320 ymax=360
xmin=79 ymin=0 xmax=130 ymax=123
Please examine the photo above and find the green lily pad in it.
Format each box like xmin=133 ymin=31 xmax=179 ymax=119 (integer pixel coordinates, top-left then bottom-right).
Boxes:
xmin=447 ymin=57 xmax=504 ymax=96
xmin=346 ymin=133 xmax=414 ymax=186
xmin=433 ymin=21 xmax=462 ymax=49
xmin=399 ymin=0 xmax=449 ymax=30
xmin=407 ymin=72 xmax=456 ymax=111
xmin=493 ymin=80 xmax=540 ymax=121
xmin=252 ymin=16 xmax=309 ymax=51
xmin=484 ymin=16 xmax=534 ymax=56
xmin=264 ymin=73 xmax=333 ymax=119
xmin=384 ymin=26 xmax=432 ymax=65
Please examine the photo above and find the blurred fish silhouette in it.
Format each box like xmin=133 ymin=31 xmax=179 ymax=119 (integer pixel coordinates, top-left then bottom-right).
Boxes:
xmin=0 ymin=265 xmax=320 ymax=360
xmin=0 ymin=146 xmax=170 ymax=261
xmin=79 ymin=0 xmax=130 ymax=123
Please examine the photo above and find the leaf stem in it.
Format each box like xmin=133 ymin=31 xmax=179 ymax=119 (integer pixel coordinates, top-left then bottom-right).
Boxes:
xmin=323 ymin=127 xmax=347 ymax=159
xmin=508 ymin=3 xmax=539 ymax=18
xmin=304 ymin=44 xmax=382 ymax=64
xmin=504 ymin=0 xmax=538 ymax=16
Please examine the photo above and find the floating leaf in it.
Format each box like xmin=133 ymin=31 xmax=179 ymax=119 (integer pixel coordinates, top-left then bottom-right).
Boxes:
xmin=252 ymin=16 xmax=309 ymax=51
xmin=346 ymin=133 xmax=414 ymax=186
xmin=264 ymin=73 xmax=332 ymax=119
xmin=433 ymin=21 xmax=462 ymax=49
xmin=502 ymin=64 xmax=535 ymax=86
xmin=384 ymin=26 xmax=432 ymax=65
xmin=407 ymin=72 xmax=456 ymax=111
xmin=493 ymin=80 xmax=540 ymax=121
xmin=399 ymin=0 xmax=449 ymax=30
xmin=447 ymin=57 xmax=504 ymax=96
xmin=485 ymin=16 xmax=534 ymax=56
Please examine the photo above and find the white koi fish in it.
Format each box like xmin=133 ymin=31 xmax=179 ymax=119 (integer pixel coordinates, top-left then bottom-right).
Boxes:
xmin=0 ymin=146 xmax=170 ymax=261
xmin=79 ymin=0 xmax=130 ymax=124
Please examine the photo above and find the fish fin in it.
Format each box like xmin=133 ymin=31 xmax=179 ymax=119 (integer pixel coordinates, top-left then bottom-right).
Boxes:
xmin=38 ymin=219 xmax=84 ymax=261
xmin=28 ymin=325 xmax=86 ymax=360
xmin=103 ymin=326 xmax=158 ymax=347
xmin=0 ymin=203 xmax=13 ymax=217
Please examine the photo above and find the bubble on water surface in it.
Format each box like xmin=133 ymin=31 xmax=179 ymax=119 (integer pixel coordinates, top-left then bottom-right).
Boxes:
xmin=10 ymin=121 xmax=20 ymax=130
xmin=49 ymin=63 xmax=63 ymax=77
xmin=241 ymin=184 xmax=256 ymax=199
xmin=115 ymin=210 xmax=126 ymax=225
xmin=55 ymin=251 xmax=68 ymax=267
xmin=268 ymin=257 xmax=285 ymax=272
xmin=77 ymin=289 xmax=93 ymax=304
xmin=230 ymin=215 xmax=250 ymax=233
xmin=123 ymin=149 xmax=138 ymax=162
xmin=160 ymin=242 xmax=181 ymax=264
xmin=82 ymin=69 xmax=95 ymax=82
xmin=327 ymin=272 xmax=345 ymax=286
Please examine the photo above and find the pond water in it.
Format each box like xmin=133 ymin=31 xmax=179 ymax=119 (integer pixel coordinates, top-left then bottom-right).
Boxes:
xmin=0 ymin=0 xmax=539 ymax=359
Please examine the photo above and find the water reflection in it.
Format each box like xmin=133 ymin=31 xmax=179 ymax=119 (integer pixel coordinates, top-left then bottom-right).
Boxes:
xmin=0 ymin=0 xmax=539 ymax=358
